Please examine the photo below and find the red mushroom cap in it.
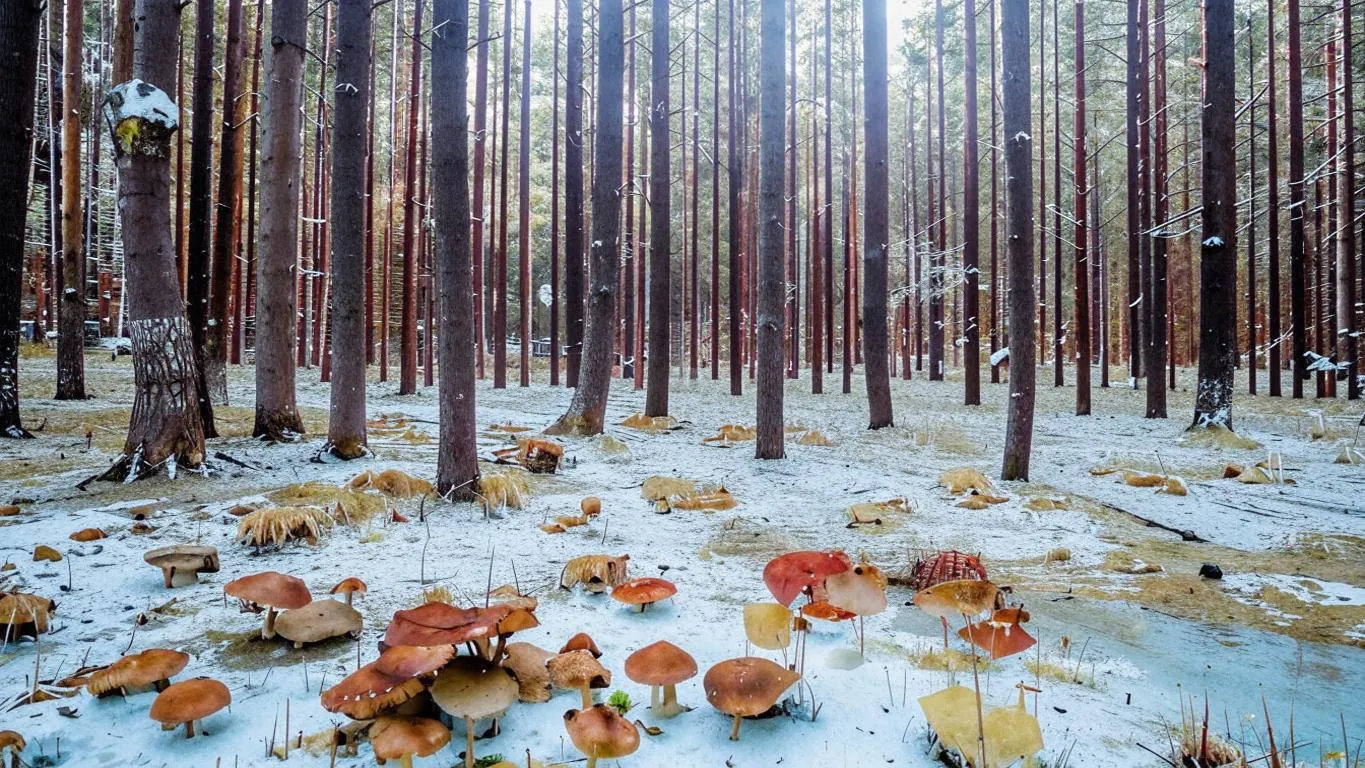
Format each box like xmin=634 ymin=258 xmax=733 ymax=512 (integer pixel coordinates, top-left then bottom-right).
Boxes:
xmin=762 ymin=551 xmax=853 ymax=607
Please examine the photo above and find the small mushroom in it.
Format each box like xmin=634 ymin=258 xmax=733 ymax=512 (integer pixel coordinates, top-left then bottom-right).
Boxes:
xmin=559 ymin=632 xmax=602 ymax=658
xmin=912 ymin=579 xmax=999 ymax=621
xmin=624 ymin=641 xmax=697 ymax=717
xmin=149 ymin=677 xmax=231 ymax=738
xmin=580 ymin=496 xmax=602 ymax=516
xmin=369 ymin=716 xmax=451 ymax=768
xmin=429 ymin=657 xmax=519 ymax=768
xmin=703 ymin=657 xmax=801 ymax=741
xmin=0 ymin=731 xmax=24 ymax=768
xmin=144 ymin=545 xmax=220 ymax=588
xmin=88 ymin=648 xmax=189 ymax=697
xmin=330 ymin=576 xmax=368 ymax=606
xmin=563 ymin=704 xmax=640 ymax=768
xmin=223 ymin=572 xmax=312 ymax=639
xmin=501 ymin=642 xmax=553 ymax=703
xmin=743 ymin=603 xmax=793 ymax=650
xmin=546 ymin=649 xmax=611 ymax=708
xmin=610 ymin=577 xmax=677 ymax=613
xmin=273 ymin=600 xmax=363 ymax=648
xmin=69 ymin=528 xmax=107 ymax=542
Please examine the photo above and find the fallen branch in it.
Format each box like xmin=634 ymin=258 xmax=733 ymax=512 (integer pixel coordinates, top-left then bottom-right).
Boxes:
xmin=1099 ymin=502 xmax=1207 ymax=543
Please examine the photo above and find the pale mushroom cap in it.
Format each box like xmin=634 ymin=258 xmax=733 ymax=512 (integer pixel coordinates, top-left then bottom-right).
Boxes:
xmin=559 ymin=632 xmax=602 ymax=658
xmin=143 ymin=545 xmax=220 ymax=574
xmin=743 ymin=603 xmax=794 ymax=650
xmin=703 ymin=657 xmax=800 ymax=718
xmin=370 ymin=716 xmax=451 ymax=761
xmin=546 ymin=650 xmax=612 ymax=692
xmin=273 ymin=600 xmax=363 ymax=645
xmin=824 ymin=564 xmax=889 ymax=617
xmin=321 ymin=664 xmax=426 ymax=720
xmin=223 ymin=572 xmax=311 ymax=610
xmin=88 ymin=649 xmax=189 ymax=695
xmin=330 ymin=577 xmax=367 ymax=597
xmin=624 ymin=641 xmax=697 ymax=687
xmin=149 ymin=677 xmax=231 ymax=725
xmin=912 ymin=579 xmax=999 ymax=619
xmin=429 ymin=657 xmax=519 ymax=721
xmin=564 ymin=704 xmax=641 ymax=760
xmin=610 ymin=577 xmax=678 ymax=607
xmin=373 ymin=644 xmax=456 ymax=678
xmin=501 ymin=642 xmax=554 ymax=703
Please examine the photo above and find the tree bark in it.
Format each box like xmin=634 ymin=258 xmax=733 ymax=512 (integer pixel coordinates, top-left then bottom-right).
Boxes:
xmin=754 ymin=0 xmax=785 ymax=458
xmin=564 ymin=0 xmax=584 ymax=388
xmin=1336 ymin=0 xmax=1356 ymax=400
xmin=205 ymin=0 xmax=245 ymax=405
xmin=400 ymin=0 xmax=423 ymax=394
xmin=862 ymin=0 xmax=892 ymax=427
xmin=432 ymin=0 xmax=478 ymax=499
xmin=184 ymin=0 xmax=215 ymax=432
xmin=550 ymin=0 xmax=561 ymax=386
xmin=493 ymin=0 xmax=510 ymax=389
xmin=728 ymin=0 xmax=743 ymax=396
xmin=472 ymin=0 xmax=490 ymax=381
xmin=253 ymin=0 xmax=306 ymax=440
xmin=1193 ymin=0 xmax=1237 ymax=429
xmin=56 ymin=0 xmax=86 ymax=402
xmin=113 ymin=0 xmax=135 ymax=83
xmin=928 ymin=0 xmax=945 ymax=381
xmin=517 ymin=0 xmax=532 ymax=387
xmin=1073 ymin=0 xmax=1090 ymax=416
xmin=644 ymin=0 xmax=671 ymax=417
xmin=0 ymin=0 xmax=41 ymax=438
xmin=1287 ymin=0 xmax=1306 ymax=398
xmin=323 ymin=0 xmax=372 ymax=459
xmin=1001 ymin=0 xmax=1035 ymax=481
xmin=546 ymin=0 xmax=623 ymax=436
xmin=1145 ymin=0 xmax=1168 ymax=416
xmin=1265 ymin=0 xmax=1280 ymax=397
xmin=961 ymin=0 xmax=981 ymax=405
xmin=1125 ymin=0 xmax=1141 ymax=385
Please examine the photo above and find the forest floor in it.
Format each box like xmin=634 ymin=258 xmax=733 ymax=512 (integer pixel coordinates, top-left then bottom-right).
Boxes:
xmin=2 ymin=348 xmax=1363 ymax=767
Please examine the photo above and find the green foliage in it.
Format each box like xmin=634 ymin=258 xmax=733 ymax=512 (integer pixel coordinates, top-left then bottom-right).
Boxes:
xmin=473 ymin=754 xmax=506 ymax=768
xmin=608 ymin=689 xmax=634 ymax=715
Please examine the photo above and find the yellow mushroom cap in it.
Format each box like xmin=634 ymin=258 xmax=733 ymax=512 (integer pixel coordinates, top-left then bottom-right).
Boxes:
xmin=912 ymin=578 xmax=999 ymax=620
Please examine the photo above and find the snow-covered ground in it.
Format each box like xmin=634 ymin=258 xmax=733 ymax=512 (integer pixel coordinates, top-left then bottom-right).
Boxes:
xmin=2 ymin=352 xmax=1362 ymax=767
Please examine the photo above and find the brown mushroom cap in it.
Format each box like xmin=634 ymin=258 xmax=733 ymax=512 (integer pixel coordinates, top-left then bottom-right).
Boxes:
xmin=429 ymin=657 xmax=519 ymax=721
xmin=496 ymin=607 xmax=541 ymax=636
xmin=88 ymin=649 xmax=189 ymax=696
xmin=912 ymin=579 xmax=1000 ymax=620
xmin=564 ymin=704 xmax=640 ymax=761
xmin=501 ymin=642 xmax=553 ymax=703
xmin=610 ymin=578 xmax=677 ymax=608
xmin=384 ymin=602 xmax=511 ymax=647
xmin=273 ymin=600 xmax=363 ymax=646
xmin=223 ymin=572 xmax=311 ymax=610
xmin=559 ymin=632 xmax=602 ymax=658
xmin=546 ymin=649 xmax=611 ymax=693
xmin=32 ymin=546 xmax=61 ymax=562
xmin=69 ymin=528 xmax=107 ymax=542
xmin=330 ymin=577 xmax=367 ymax=598
xmin=373 ymin=644 xmax=455 ymax=678
xmin=0 ymin=593 xmax=54 ymax=638
xmin=144 ymin=545 xmax=220 ymax=588
xmin=0 ymin=730 xmax=25 ymax=752
xmin=624 ymin=641 xmax=697 ymax=687
xmin=703 ymin=657 xmax=800 ymax=718
xmin=321 ymin=663 xmax=426 ymax=720
xmin=370 ymin=716 xmax=451 ymax=762
xmin=149 ymin=677 xmax=230 ymax=726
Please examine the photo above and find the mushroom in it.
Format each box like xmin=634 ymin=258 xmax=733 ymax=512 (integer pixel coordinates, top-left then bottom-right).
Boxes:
xmin=957 ymin=607 xmax=1036 ymax=660
xmin=429 ymin=657 xmax=519 ymax=768
xmin=500 ymin=642 xmax=553 ymax=703
xmin=144 ymin=545 xmax=220 ymax=588
xmin=330 ymin=577 xmax=368 ymax=606
xmin=149 ymin=677 xmax=231 ymax=738
xmin=800 ymin=601 xmax=855 ymax=622
xmin=913 ymin=578 xmax=1000 ymax=649
xmin=369 ymin=716 xmax=451 ymax=768
xmin=580 ymin=496 xmax=602 ymax=516
xmin=489 ymin=606 xmax=540 ymax=661
xmin=322 ymin=664 xmax=426 ymax=720
xmin=0 ymin=593 xmax=54 ymax=641
xmin=564 ymin=704 xmax=640 ymax=767
xmin=32 ymin=545 xmax=61 ymax=563
xmin=0 ymin=731 xmax=23 ymax=768
xmin=69 ymin=528 xmax=106 ymax=542
xmin=274 ymin=599 xmax=363 ymax=648
xmin=762 ymin=550 xmax=852 ymax=606
xmin=624 ymin=641 xmax=696 ymax=717
xmin=610 ymin=577 xmax=677 ymax=613
xmin=383 ymin=602 xmax=511 ymax=648
xmin=559 ymin=632 xmax=602 ymax=658
xmin=223 ymin=571 xmax=311 ymax=639
xmin=88 ymin=648 xmax=189 ymax=697
xmin=702 ymin=657 xmax=801 ymax=741
xmin=373 ymin=644 xmax=455 ymax=678
xmin=546 ymin=649 xmax=611 ymax=709
xmin=743 ymin=603 xmax=793 ymax=650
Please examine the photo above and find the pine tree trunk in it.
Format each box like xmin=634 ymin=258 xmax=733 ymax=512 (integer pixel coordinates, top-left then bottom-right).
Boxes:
xmin=546 ymin=0 xmax=623 ymax=436
xmin=564 ymin=0 xmax=584 ymax=389
xmin=988 ymin=0 xmax=1000 ymax=385
xmin=517 ymin=0 xmax=532 ymax=387
xmin=493 ymin=0 xmax=510 ymax=389
xmin=753 ymin=0 xmax=785 ymax=458
xmin=1001 ymin=0 xmax=1035 ymax=481
xmin=689 ymin=0 xmax=701 ymax=381
xmin=1265 ymin=0 xmax=1281 ymax=396
xmin=1073 ymin=0 xmax=1090 ymax=416
xmin=1193 ymin=0 xmax=1237 ymax=429
xmin=928 ymin=0 xmax=945 ymax=381
xmin=253 ymin=0 xmax=306 ymax=441
xmin=550 ymin=0 xmax=561 ymax=386
xmin=1336 ymin=0 xmax=1356 ymax=400
xmin=432 ymin=0 xmax=478 ymax=499
xmin=184 ymin=0 xmax=216 ymax=432
xmin=862 ymin=0 xmax=892 ymax=427
xmin=472 ymin=0 xmax=490 ymax=381
xmin=0 ymin=0 xmax=41 ymax=438
xmin=961 ymin=0 xmax=981 ymax=405
xmin=1145 ymin=0 xmax=1168 ymax=416
xmin=728 ymin=0 xmax=743 ymax=396
xmin=644 ymin=0 xmax=671 ymax=417
xmin=205 ymin=0 xmax=245 ymax=405
xmin=400 ymin=0 xmax=423 ymax=394
xmin=1125 ymin=0 xmax=1141 ymax=385
xmin=56 ymin=0 xmax=86 ymax=403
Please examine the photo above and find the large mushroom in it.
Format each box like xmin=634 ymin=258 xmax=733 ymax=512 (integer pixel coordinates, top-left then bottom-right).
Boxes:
xmin=624 ymin=641 xmax=696 ymax=717
xmin=703 ymin=657 xmax=801 ymax=741
xmin=913 ymin=578 xmax=1000 ymax=649
xmin=322 ymin=664 xmax=426 ymax=720
xmin=223 ymin=572 xmax=311 ymax=639
xmin=273 ymin=599 xmax=363 ymax=648
xmin=372 ymin=644 xmax=455 ymax=678
xmin=149 ymin=677 xmax=231 ymax=738
xmin=330 ymin=577 xmax=368 ymax=606
xmin=88 ymin=648 xmax=189 ymax=697
xmin=563 ymin=704 xmax=640 ymax=768
xmin=0 ymin=731 xmax=23 ymax=768
xmin=429 ymin=657 xmax=519 ymax=768
xmin=546 ymin=649 xmax=611 ymax=708
xmin=501 ymin=642 xmax=554 ymax=703
xmin=610 ymin=577 xmax=677 ymax=613
xmin=383 ymin=602 xmax=511 ymax=649
xmin=762 ymin=550 xmax=853 ymax=606
xmin=143 ymin=545 xmax=220 ymax=588
xmin=369 ymin=716 xmax=451 ymax=768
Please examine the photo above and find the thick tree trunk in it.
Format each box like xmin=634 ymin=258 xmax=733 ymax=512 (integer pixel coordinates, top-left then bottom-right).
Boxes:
xmin=517 ymin=0 xmax=532 ymax=387
xmin=0 ymin=0 xmax=41 ymax=438
xmin=564 ymin=0 xmax=584 ymax=388
xmin=961 ymin=0 xmax=981 ymax=405
xmin=1285 ymin=0 xmax=1306 ymax=398
xmin=546 ymin=0 xmax=623 ymax=436
xmin=184 ymin=0 xmax=215 ymax=432
xmin=1193 ymin=0 xmax=1237 ymax=429
xmin=1265 ymin=0 xmax=1281 ymax=396
xmin=400 ymin=0 xmax=423 ymax=394
xmin=1336 ymin=0 xmax=1356 ymax=400
xmin=1145 ymin=0 xmax=1168 ymax=416
xmin=113 ymin=0 xmax=135 ymax=83
xmin=56 ymin=0 xmax=86 ymax=402
xmin=754 ymin=0 xmax=785 ymax=458
xmin=432 ymin=0 xmax=478 ymax=499
xmin=727 ymin=0 xmax=743 ymax=396
xmin=862 ymin=0 xmax=892 ymax=427
xmin=644 ymin=0 xmax=671 ymax=417
xmin=252 ymin=0 xmax=306 ymax=441
xmin=205 ymin=0 xmax=245 ymax=405
xmin=1000 ymin=0 xmax=1035 ymax=481
xmin=784 ymin=0 xmax=797 ymax=380
xmin=323 ymin=0 xmax=372 ymax=459
xmin=1073 ymin=0 xmax=1090 ymax=416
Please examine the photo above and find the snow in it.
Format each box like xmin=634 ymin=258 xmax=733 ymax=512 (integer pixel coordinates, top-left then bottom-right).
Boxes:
xmin=2 ymin=356 xmax=1363 ymax=767
xmin=1203 ymin=236 xmax=1224 ymax=248
xmin=989 ymin=346 xmax=1009 ymax=366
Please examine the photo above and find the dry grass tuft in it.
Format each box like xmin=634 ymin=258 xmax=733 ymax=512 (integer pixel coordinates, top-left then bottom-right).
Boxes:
xmin=265 ymin=482 xmax=385 ymax=525
xmin=478 ymin=469 xmax=530 ymax=511
xmin=237 ymin=506 xmax=333 ymax=547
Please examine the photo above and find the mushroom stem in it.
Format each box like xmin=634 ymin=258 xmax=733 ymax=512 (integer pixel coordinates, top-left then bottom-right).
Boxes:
xmin=400 ymin=756 xmax=413 ymax=768
xmin=586 ymin=759 xmax=597 ymax=768
xmin=263 ymin=608 xmax=279 ymax=639
xmin=161 ymin=567 xmax=174 ymax=589
xmin=729 ymin=713 xmax=742 ymax=741
xmin=464 ymin=716 xmax=475 ymax=768
xmin=578 ymin=684 xmax=592 ymax=709
xmin=656 ymin=684 xmax=685 ymax=718
xmin=638 ymin=602 xmax=647 ymax=613
xmin=963 ymin=613 xmax=987 ymax=768
xmin=649 ymin=685 xmax=660 ymax=710
xmin=344 ymin=593 xmax=353 ymax=607
xmin=184 ymin=719 xmax=196 ymax=739
xmin=492 ymin=634 xmax=507 ymax=662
